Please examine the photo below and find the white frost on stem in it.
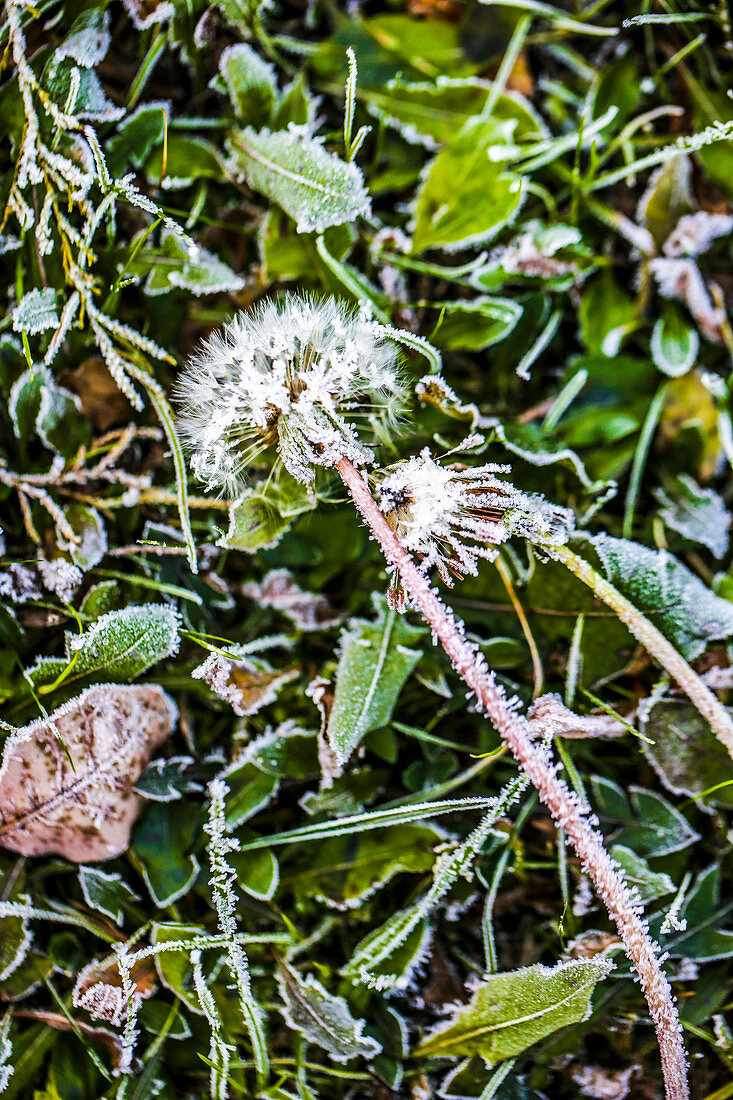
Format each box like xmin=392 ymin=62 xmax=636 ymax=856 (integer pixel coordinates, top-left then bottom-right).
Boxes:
xmin=336 ymin=456 xmax=689 ymax=1100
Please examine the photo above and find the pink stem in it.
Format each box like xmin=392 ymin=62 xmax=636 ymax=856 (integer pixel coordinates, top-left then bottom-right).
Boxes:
xmin=336 ymin=457 xmax=688 ymax=1100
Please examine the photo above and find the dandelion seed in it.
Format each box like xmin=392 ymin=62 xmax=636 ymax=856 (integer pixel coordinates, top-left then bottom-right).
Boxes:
xmin=175 ymin=293 xmax=406 ymax=492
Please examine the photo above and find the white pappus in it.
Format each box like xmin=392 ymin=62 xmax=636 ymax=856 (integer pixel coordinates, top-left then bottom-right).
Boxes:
xmin=175 ymin=293 xmax=406 ymax=492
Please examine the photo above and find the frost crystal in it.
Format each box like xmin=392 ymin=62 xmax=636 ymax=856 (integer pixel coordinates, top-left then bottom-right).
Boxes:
xmin=175 ymin=294 xmax=405 ymax=491
xmin=374 ymin=448 xmax=573 ymax=605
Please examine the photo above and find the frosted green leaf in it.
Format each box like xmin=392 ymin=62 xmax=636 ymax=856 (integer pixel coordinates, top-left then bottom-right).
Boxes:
xmin=216 ymin=43 xmax=278 ymax=126
xmin=415 ymin=958 xmax=613 ymax=1062
xmin=411 ymin=118 xmax=524 ymax=254
xmin=57 ymin=503 xmax=107 ymax=571
xmin=327 ymin=595 xmax=424 ymax=765
xmin=651 ymin=303 xmax=699 ymax=376
xmin=78 ymin=866 xmax=140 ymax=926
xmin=227 ymin=127 xmax=371 ymax=233
xmin=12 ymin=289 xmax=58 ymax=335
xmin=143 ymin=228 xmax=244 ymax=296
xmin=591 ymin=777 xmax=699 ymax=858
xmin=433 ymin=297 xmax=522 ymax=351
xmin=648 ymin=865 xmax=733 ymax=962
xmin=654 ymin=474 xmax=730 ymax=558
xmin=232 ymin=848 xmax=279 ymax=901
xmin=276 ymin=957 xmax=382 ymax=1060
xmin=591 ymin=534 xmax=733 ymax=658
xmin=8 ymin=366 xmax=89 ymax=458
xmin=640 ymin=697 xmax=733 ymax=810
xmin=67 ymin=604 xmax=181 ymax=680
xmin=610 ymin=845 xmax=675 ymax=904
xmin=0 ymin=903 xmax=31 ymax=981
xmin=364 ymin=78 xmax=545 ymax=148
xmin=53 ymin=8 xmax=111 ymax=67
xmin=218 ymin=481 xmax=315 ymax=553
xmin=153 ymin=923 xmax=208 ymax=1013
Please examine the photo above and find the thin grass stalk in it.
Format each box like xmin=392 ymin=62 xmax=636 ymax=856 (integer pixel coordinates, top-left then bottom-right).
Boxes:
xmin=336 ymin=456 xmax=688 ymax=1100
xmin=549 ymin=543 xmax=733 ymax=760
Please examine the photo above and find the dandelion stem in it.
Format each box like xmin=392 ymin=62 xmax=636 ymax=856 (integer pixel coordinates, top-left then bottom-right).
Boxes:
xmin=336 ymin=456 xmax=688 ymax=1100
xmin=549 ymin=544 xmax=733 ymax=761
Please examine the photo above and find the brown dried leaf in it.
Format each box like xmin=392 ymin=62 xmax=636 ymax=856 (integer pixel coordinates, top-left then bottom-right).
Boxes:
xmin=242 ymin=569 xmax=340 ymax=631
xmin=0 ymin=685 xmax=176 ymax=862
xmin=60 ymin=359 xmax=133 ymax=432
xmin=192 ymin=653 xmax=297 ymax=716
xmin=73 ymin=955 xmax=157 ymax=1026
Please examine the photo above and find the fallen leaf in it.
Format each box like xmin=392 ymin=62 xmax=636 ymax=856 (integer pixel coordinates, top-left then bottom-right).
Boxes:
xmin=242 ymin=569 xmax=340 ymax=630
xmin=61 ymin=359 xmax=133 ymax=431
xmin=192 ymin=652 xmax=297 ymax=716
xmin=0 ymin=684 xmax=176 ymax=861
xmin=73 ymin=954 xmax=158 ymax=1026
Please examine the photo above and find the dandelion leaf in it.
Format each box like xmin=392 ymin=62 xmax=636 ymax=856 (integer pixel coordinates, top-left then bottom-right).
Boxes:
xmin=415 ymin=959 xmax=612 ymax=1062
xmin=640 ymin=697 xmax=733 ymax=810
xmin=327 ymin=595 xmax=424 ymax=766
xmin=649 ymin=865 xmax=733 ymax=962
xmin=653 ymin=474 xmax=730 ymax=558
xmin=276 ymin=957 xmax=382 ymax=1060
xmin=227 ymin=127 xmax=371 ymax=233
xmin=0 ymin=685 xmax=176 ymax=861
xmin=411 ymin=118 xmax=524 ymax=254
xmin=591 ymin=534 xmax=733 ymax=658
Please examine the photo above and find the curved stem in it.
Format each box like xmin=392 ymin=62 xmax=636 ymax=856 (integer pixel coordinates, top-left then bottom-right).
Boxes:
xmin=336 ymin=457 xmax=688 ymax=1100
xmin=550 ymin=543 xmax=733 ymax=761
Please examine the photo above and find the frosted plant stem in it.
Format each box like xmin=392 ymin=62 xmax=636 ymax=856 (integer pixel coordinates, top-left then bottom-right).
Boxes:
xmin=336 ymin=457 xmax=688 ymax=1100
xmin=550 ymin=543 xmax=733 ymax=761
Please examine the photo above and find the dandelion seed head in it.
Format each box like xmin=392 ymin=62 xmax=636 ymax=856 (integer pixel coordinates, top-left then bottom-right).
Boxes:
xmin=175 ymin=294 xmax=405 ymax=493
xmin=375 ymin=448 xmax=574 ymax=606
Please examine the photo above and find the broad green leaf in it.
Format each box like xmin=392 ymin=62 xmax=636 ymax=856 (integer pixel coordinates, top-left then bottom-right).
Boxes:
xmin=276 ymin=957 xmax=382 ymax=1060
xmin=9 ymin=366 xmax=89 ymax=458
xmin=133 ymin=802 xmax=201 ymax=907
xmin=218 ymin=479 xmax=315 ymax=552
xmin=433 ymin=297 xmax=522 ymax=351
xmin=327 ymin=596 xmax=424 ymax=765
xmin=145 ymin=135 xmax=224 ymax=188
xmin=294 ymin=823 xmax=441 ymax=909
xmin=591 ymin=776 xmax=699 ymax=858
xmin=227 ymin=127 xmax=371 ymax=233
xmin=141 ymin=228 xmax=244 ymax=296
xmin=364 ymin=78 xmax=545 ymax=148
xmin=78 ymin=866 xmax=140 ymax=926
xmin=579 ymin=271 xmax=637 ymax=356
xmin=231 ymin=847 xmax=279 ymax=901
xmin=106 ymin=102 xmax=166 ymax=175
xmin=610 ymin=845 xmax=675 ymax=905
xmin=215 ymin=43 xmax=277 ymax=125
xmin=0 ymin=900 xmax=31 ymax=981
xmin=640 ymin=697 xmax=733 ymax=810
xmin=649 ymin=865 xmax=733 ymax=962
xmin=222 ymin=761 xmax=279 ymax=828
xmin=637 ymin=155 xmax=694 ymax=249
xmin=415 ymin=959 xmax=612 ymax=1062
xmin=12 ymin=288 xmax=58 ymax=334
xmin=651 ymin=303 xmax=699 ymax=377
xmin=152 ymin=923 xmax=208 ymax=1013
xmin=654 ymin=474 xmax=730 ymax=558
xmin=66 ymin=604 xmax=181 ymax=680
xmin=591 ymin=534 xmax=733 ymax=659
xmin=411 ymin=118 xmax=524 ymax=254
xmin=57 ymin=503 xmax=107 ymax=571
